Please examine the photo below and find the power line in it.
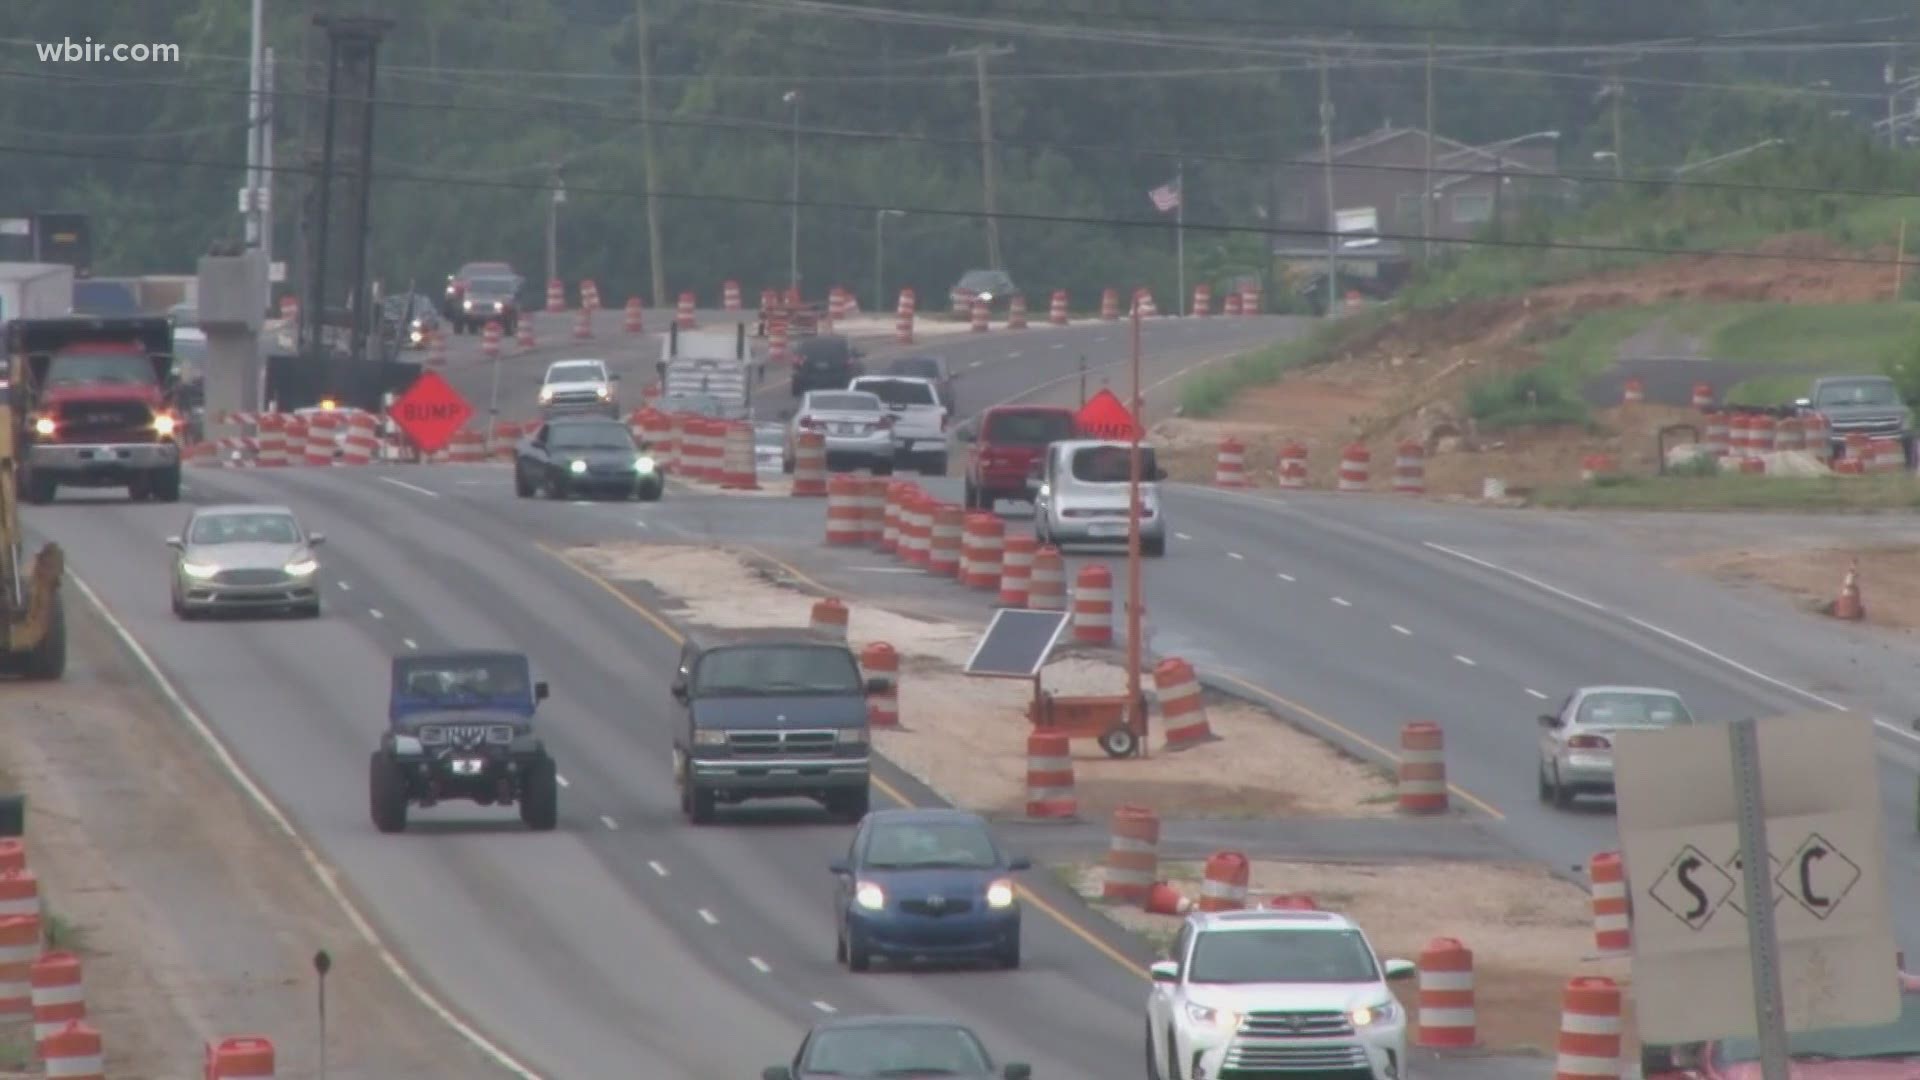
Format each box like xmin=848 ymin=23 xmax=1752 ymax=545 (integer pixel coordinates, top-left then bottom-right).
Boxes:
xmin=0 ymin=62 xmax=1896 ymax=204
xmin=0 ymin=139 xmax=1912 ymax=270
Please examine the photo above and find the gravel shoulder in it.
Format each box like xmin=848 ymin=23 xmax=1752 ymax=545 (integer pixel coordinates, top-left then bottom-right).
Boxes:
xmin=0 ymin=595 xmax=515 ymax=1078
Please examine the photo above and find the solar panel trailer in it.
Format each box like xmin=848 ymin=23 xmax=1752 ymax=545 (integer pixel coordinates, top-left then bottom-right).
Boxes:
xmin=964 ymin=608 xmax=1145 ymax=759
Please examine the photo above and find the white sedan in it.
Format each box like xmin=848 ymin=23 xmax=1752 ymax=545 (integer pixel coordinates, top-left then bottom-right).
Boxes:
xmin=1538 ymin=685 xmax=1695 ymax=808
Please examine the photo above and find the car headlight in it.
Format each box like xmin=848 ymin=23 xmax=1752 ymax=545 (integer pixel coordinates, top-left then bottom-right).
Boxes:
xmin=463 ymin=298 xmax=475 ymax=310
xmin=284 ymin=557 xmax=318 ymax=577
xmin=1350 ymin=1000 xmax=1398 ymax=1027
xmin=596 ymin=385 xmax=610 ymax=399
xmin=977 ymin=292 xmax=994 ymax=302
xmin=854 ymin=881 xmax=886 ymax=911
xmin=985 ymin=878 xmax=1015 ymax=908
xmin=635 ymin=455 xmax=656 ymax=473
xmin=569 ymin=459 xmax=588 ymax=474
xmin=32 ymin=416 xmax=54 ymax=436
xmin=837 ymin=727 xmax=867 ymax=744
xmin=152 ymin=414 xmax=177 ymax=436
xmin=538 ymin=386 xmax=554 ymax=402
xmin=180 ymin=561 xmax=219 ymax=578
xmin=1185 ymin=1002 xmax=1241 ymax=1031
xmin=692 ymin=730 xmax=726 ymax=746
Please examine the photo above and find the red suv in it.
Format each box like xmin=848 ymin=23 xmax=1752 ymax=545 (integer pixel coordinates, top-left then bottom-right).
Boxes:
xmin=960 ymin=405 xmax=1077 ymax=510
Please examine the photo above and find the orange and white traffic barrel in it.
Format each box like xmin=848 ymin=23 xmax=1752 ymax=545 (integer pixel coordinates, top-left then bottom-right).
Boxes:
xmin=879 ymin=482 xmax=907 ymax=553
xmin=858 ymin=477 xmax=888 ymax=546
xmin=30 ymin=951 xmax=84 ymax=1049
xmin=970 ymin=299 xmax=990 ymax=333
xmin=828 ymin=287 xmax=849 ymax=327
xmin=860 ymin=642 xmax=900 ymax=729
xmin=450 ymin=429 xmax=488 ymax=464
xmin=1774 ymin=417 xmax=1804 ymax=452
xmin=1805 ymin=413 xmax=1831 ymax=460
xmin=1703 ymin=412 xmax=1729 ymax=457
xmin=791 ymin=431 xmax=828 ymax=496
xmin=1154 ymin=658 xmax=1215 ymax=749
xmin=1223 ymin=292 xmax=1243 ymax=316
xmin=1100 ymin=287 xmax=1119 ymax=320
xmin=1072 ymin=563 xmax=1114 ymax=645
xmin=1024 ymin=732 xmax=1076 ymax=819
xmin=1727 ymin=413 xmax=1751 ymax=456
xmin=1198 ymin=851 xmax=1249 ymax=911
xmin=1621 ymin=377 xmax=1644 ymax=405
xmin=898 ymin=495 xmax=932 ymax=567
xmin=0 ymin=840 xmax=21 ymax=874
xmin=1214 ymin=437 xmax=1247 ymax=487
xmin=254 ymin=414 xmax=288 ymax=468
xmin=278 ymin=295 xmax=299 ymax=323
xmin=1191 ymin=282 xmax=1211 ymax=316
xmin=1589 ymin=851 xmax=1631 ymax=955
xmin=1049 ymin=289 xmax=1069 ymax=325
xmin=1397 ymin=722 xmax=1448 ymax=814
xmin=928 ymin=503 xmax=965 ymax=577
xmin=825 ymin=474 xmax=864 ymax=546
xmin=303 ymin=411 xmax=337 ymax=466
xmin=481 ymin=320 xmax=502 ymax=358
xmin=1392 ymin=440 xmax=1425 ymax=494
xmin=572 ymin=307 xmax=593 ymax=341
xmin=1027 ymin=545 xmax=1066 ymax=610
xmin=1337 ymin=442 xmax=1371 ymax=491
xmin=581 ymin=279 xmax=601 ymax=310
xmin=39 ymin=1020 xmax=103 ymax=1080
xmin=0 ymin=914 xmax=36 ymax=1019
xmin=340 ymin=411 xmax=380 ymax=466
xmin=721 ymin=421 xmax=759 ymax=489
xmin=722 ymin=280 xmax=742 ymax=311
xmin=1007 ymin=294 xmax=1028 ymax=330
xmin=517 ymin=318 xmax=537 ymax=350
xmin=1553 ymin=977 xmax=1622 ymax=1080
xmin=809 ymin=597 xmax=850 ymax=641
xmin=205 ymin=1035 xmax=276 ymax=1078
xmin=490 ymin=421 xmax=521 ymax=461
xmin=1691 ymin=381 xmax=1714 ymax=409
xmin=624 ymin=297 xmax=645 ymax=334
xmin=1101 ymin=805 xmax=1159 ymax=904
xmin=1264 ymin=893 xmax=1317 ymax=910
xmin=960 ymin=512 xmax=1005 ymax=589
xmin=676 ymin=291 xmax=697 ymax=329
xmin=768 ymin=314 xmax=790 ymax=364
xmin=1416 ymin=938 xmax=1476 ymax=1049
xmin=1145 ymin=882 xmax=1193 ymax=916
xmin=999 ymin=533 xmax=1036 ymax=606
xmin=546 ymin=278 xmax=566 ymax=312
xmin=0 ymin=868 xmax=38 ymax=919
xmin=895 ymin=288 xmax=916 ymax=345
xmin=280 ymin=418 xmax=309 ymax=464
xmin=1277 ymin=441 xmax=1308 ymax=489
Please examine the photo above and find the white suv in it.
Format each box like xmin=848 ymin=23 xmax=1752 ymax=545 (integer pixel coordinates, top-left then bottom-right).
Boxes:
xmin=1146 ymin=909 xmax=1416 ymax=1080
xmin=539 ymin=358 xmax=618 ymax=416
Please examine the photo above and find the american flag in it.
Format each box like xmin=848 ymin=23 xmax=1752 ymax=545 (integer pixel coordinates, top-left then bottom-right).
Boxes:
xmin=1148 ymin=179 xmax=1182 ymax=213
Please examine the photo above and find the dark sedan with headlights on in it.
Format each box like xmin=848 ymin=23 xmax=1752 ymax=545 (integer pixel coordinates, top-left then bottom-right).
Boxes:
xmin=763 ymin=1016 xmax=1031 ymax=1080
xmin=831 ymin=808 xmax=1029 ymax=972
xmin=513 ymin=416 xmax=662 ymax=501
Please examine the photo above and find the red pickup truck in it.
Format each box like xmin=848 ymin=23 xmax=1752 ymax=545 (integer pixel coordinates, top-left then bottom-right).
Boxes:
xmin=1642 ymin=974 xmax=1920 ymax=1077
xmin=11 ymin=316 xmax=182 ymax=504
xmin=959 ymin=404 xmax=1077 ymax=510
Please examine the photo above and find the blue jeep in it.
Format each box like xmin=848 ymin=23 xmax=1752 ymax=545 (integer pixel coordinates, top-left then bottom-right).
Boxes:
xmin=369 ymin=649 xmax=558 ymax=833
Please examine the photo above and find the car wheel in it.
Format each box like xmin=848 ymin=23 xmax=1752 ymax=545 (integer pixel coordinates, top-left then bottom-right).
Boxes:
xmin=296 ymin=600 xmax=322 ymax=619
xmin=127 ymin=476 xmax=151 ymax=501
xmin=918 ymin=453 xmax=948 ymax=477
xmin=782 ymin=454 xmax=795 ymax=474
xmin=544 ymin=474 xmax=566 ymax=500
xmin=962 ymin=480 xmax=979 ymax=509
xmin=150 ymin=465 xmax=182 ymax=503
xmin=826 ymin=787 xmax=869 ymax=823
xmin=835 ymin=928 xmax=848 ymax=965
xmin=23 ymin=472 xmax=55 ymax=505
xmin=687 ymin=785 xmax=716 ymax=825
xmin=1537 ymin=762 xmax=1553 ymax=802
xmin=368 ymin=751 xmax=409 ymax=834
xmin=1142 ymin=536 xmax=1167 ymax=558
xmin=1145 ymin=1021 xmax=1165 ymax=1080
xmin=1168 ymin=1028 xmax=1183 ymax=1080
xmin=514 ymin=469 xmax=534 ymax=498
xmin=846 ymin=927 xmax=873 ymax=973
xmin=1551 ymin=764 xmax=1575 ymax=809
xmin=519 ymin=753 xmax=559 ymax=831
xmin=638 ymin=480 xmax=664 ymax=502
xmin=997 ymin=933 xmax=1021 ymax=970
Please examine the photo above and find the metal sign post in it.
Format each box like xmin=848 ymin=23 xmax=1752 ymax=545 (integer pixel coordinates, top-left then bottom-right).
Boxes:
xmin=1729 ymin=718 xmax=1791 ymax=1080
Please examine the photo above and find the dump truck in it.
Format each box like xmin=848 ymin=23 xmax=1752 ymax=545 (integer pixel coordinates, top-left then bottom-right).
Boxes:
xmin=0 ymin=325 xmax=67 ymax=679
xmin=0 ymin=262 xmax=74 ymax=324
xmin=9 ymin=316 xmax=183 ymax=503
xmin=655 ymin=323 xmax=761 ymax=421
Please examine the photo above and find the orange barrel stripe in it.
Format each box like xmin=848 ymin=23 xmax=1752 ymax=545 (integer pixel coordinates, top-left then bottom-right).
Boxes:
xmin=1396 ymin=721 xmax=1449 ymax=814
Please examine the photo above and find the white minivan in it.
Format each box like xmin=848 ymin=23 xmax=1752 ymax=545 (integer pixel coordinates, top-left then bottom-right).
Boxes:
xmin=1032 ymin=438 xmax=1168 ymax=557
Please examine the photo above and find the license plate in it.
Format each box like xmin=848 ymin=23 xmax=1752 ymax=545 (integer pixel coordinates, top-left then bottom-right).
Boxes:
xmin=1088 ymin=522 xmax=1128 ymax=537
xmin=832 ymin=424 xmax=856 ymax=434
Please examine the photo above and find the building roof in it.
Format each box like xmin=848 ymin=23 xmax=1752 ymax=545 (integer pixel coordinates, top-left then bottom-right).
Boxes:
xmin=1296 ymin=125 xmax=1562 ymax=188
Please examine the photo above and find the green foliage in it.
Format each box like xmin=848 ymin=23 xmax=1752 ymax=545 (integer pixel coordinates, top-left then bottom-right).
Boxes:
xmin=1463 ymin=368 xmax=1590 ymax=431
xmin=1178 ymin=313 xmax=1384 ymax=417
xmin=1536 ymin=472 xmax=1920 ymax=511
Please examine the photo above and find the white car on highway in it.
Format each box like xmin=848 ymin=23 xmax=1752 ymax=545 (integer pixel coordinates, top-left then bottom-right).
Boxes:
xmin=538 ymin=358 xmax=618 ymax=416
xmin=1538 ymin=685 xmax=1694 ymax=808
xmin=1146 ymin=908 xmax=1414 ymax=1080
xmin=848 ymin=374 xmax=948 ymax=476
xmin=785 ymin=389 xmax=896 ymax=474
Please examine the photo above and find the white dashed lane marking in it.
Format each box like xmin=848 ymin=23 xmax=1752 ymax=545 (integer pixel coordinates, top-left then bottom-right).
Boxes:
xmin=749 ymin=957 xmax=771 ymax=973
xmin=1454 ymin=655 xmax=1477 ymax=667
xmin=600 ymin=815 xmax=620 ymax=830
xmin=1276 ymin=572 xmax=1294 ymax=582
xmin=1227 ymin=552 xmax=1244 ymax=561
xmin=1390 ymin=624 xmax=1410 ymax=635
xmin=555 ymin=774 xmax=570 ymax=788
xmin=1175 ymin=532 xmax=1193 ymax=541
xmin=337 ymin=581 xmax=351 ymax=591
xmin=369 ymin=609 xmax=384 ymax=620
xmin=1331 ymin=597 xmax=1351 ymax=607
xmin=648 ymin=860 xmax=669 ymax=877
xmin=812 ymin=1001 xmax=837 ymax=1014
xmin=402 ymin=637 xmax=418 ymax=649
xmin=1526 ymin=688 xmax=1550 ymax=700
xmin=698 ymin=909 xmax=718 ymax=925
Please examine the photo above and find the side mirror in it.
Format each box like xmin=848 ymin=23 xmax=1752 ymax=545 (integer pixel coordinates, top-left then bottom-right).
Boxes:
xmin=762 ymin=1068 xmax=794 ymax=1080
xmin=864 ymin=677 xmax=890 ymax=695
xmin=670 ymin=681 xmax=688 ymax=702
xmin=1383 ymin=958 xmax=1417 ymax=980
xmin=534 ymin=681 xmax=549 ymax=701
xmin=165 ymin=536 xmax=183 ymax=550
xmin=307 ymin=533 xmax=326 ymax=546
xmin=1003 ymin=1065 xmax=1032 ymax=1080
xmin=1538 ymin=714 xmax=1560 ymax=728
xmin=1149 ymin=960 xmax=1180 ymax=983
xmin=1007 ymin=855 xmax=1032 ymax=871
xmin=828 ymin=858 xmax=850 ymax=875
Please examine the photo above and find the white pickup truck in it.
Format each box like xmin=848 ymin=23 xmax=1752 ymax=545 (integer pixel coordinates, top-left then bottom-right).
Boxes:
xmin=848 ymin=374 xmax=949 ymax=476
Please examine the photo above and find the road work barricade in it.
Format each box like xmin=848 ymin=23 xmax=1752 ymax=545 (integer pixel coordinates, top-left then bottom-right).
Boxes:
xmin=30 ymin=950 xmax=84 ymax=1049
xmin=1024 ymin=732 xmax=1076 ymax=819
xmin=254 ymin=415 xmax=287 ymax=467
xmin=0 ymin=840 xmax=22 ymax=874
xmin=1691 ymin=381 xmax=1713 ymax=409
xmin=1213 ymin=437 xmax=1247 ymax=487
xmin=880 ymin=482 xmax=906 ymax=553
xmin=205 ymin=1035 xmax=276 ymax=1078
xmin=1621 ymin=377 xmax=1643 ymax=405
xmin=998 ymin=533 xmax=1035 ymax=606
xmin=1027 ymin=546 xmax=1066 ymax=610
xmin=1415 ymin=938 xmax=1476 ymax=1048
xmin=1588 ymin=851 xmax=1631 ymax=955
xmin=791 ymin=432 xmax=828 ymax=495
xmin=809 ymin=598 xmax=849 ymax=640
xmin=1277 ymin=441 xmax=1308 ymax=489
xmin=720 ymin=422 xmax=759 ymax=489
xmin=1145 ymin=882 xmax=1191 ymax=916
xmin=624 ymin=297 xmax=645 ymax=334
xmin=1224 ymin=292 xmax=1243 ymax=316
xmin=1392 ymin=441 xmax=1425 ymax=494
xmin=825 ymin=475 xmax=864 ymax=545
xmin=1100 ymin=288 xmax=1119 ymax=320
xmin=340 ymin=411 xmax=380 ymax=465
xmin=40 ymin=1020 xmax=103 ymax=1080
xmin=722 ymin=280 xmax=742 ymax=311
xmin=1154 ymin=658 xmax=1215 ymax=749
xmin=546 ymin=279 xmax=566 ymax=312
xmin=1007 ymin=294 xmax=1029 ymax=330
xmin=0 ymin=914 xmax=37 ymax=1018
xmin=1553 ymin=977 xmax=1622 ymax=1080
xmin=303 ymin=412 xmax=337 ymax=466
xmin=1337 ymin=443 xmax=1370 ymax=491
xmin=899 ymin=495 xmax=933 ymax=567
xmin=860 ymin=642 xmax=900 ymax=728
xmin=1191 ymin=283 xmax=1211 ymax=316
xmin=572 ymin=308 xmax=592 ymax=340
xmin=1702 ymin=413 xmax=1728 ymax=457
xmin=0 ymin=868 xmax=38 ymax=919
xmin=896 ymin=288 xmax=915 ymax=345
xmin=1198 ymin=851 xmax=1249 ymax=911
xmin=1071 ymin=564 xmax=1114 ymax=645
xmin=517 ymin=319 xmax=536 ymax=349
xmin=928 ymin=504 xmax=964 ymax=577
xmin=858 ymin=478 xmax=887 ymax=545
xmin=970 ymin=300 xmax=990 ymax=333
xmin=1101 ymin=806 xmax=1158 ymax=904
xmin=676 ymin=291 xmax=697 ymax=329
xmin=960 ymin=513 xmax=1005 ymax=589
xmin=1396 ymin=722 xmax=1448 ymax=814
xmin=1050 ymin=290 xmax=1069 ymax=325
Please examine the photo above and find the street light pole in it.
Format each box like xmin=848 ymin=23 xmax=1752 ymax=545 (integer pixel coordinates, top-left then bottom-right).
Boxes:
xmin=545 ymin=164 xmax=564 ymax=291
xmin=874 ymin=209 xmax=903 ymax=314
xmin=1125 ymin=300 xmax=1145 ymax=758
xmin=785 ymin=90 xmax=801 ymax=294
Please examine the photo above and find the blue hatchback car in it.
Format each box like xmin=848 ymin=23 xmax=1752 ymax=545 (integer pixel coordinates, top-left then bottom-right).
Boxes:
xmin=831 ymin=808 xmax=1030 ymax=971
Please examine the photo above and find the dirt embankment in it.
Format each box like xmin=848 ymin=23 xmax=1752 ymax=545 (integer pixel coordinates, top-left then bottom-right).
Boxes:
xmin=1162 ymin=235 xmax=1898 ymax=498
xmin=0 ymin=603 xmax=508 ymax=1078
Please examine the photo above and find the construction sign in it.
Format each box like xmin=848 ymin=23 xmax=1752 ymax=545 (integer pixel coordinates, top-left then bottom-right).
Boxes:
xmin=1076 ymin=389 xmax=1141 ymax=440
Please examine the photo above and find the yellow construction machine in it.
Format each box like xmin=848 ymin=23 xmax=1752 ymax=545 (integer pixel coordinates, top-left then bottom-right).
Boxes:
xmin=0 ymin=347 xmax=65 ymax=680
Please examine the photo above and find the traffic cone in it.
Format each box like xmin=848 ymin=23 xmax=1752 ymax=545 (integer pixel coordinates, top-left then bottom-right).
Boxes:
xmin=1828 ymin=559 xmax=1865 ymax=621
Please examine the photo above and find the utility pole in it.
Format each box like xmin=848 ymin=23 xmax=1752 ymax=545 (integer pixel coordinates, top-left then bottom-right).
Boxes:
xmin=244 ymin=0 xmax=264 ymax=251
xmin=784 ymin=90 xmax=801 ymax=293
xmin=546 ymin=163 xmax=564 ymax=290
xmin=1421 ymin=37 xmax=1435 ymax=261
xmin=1173 ymin=159 xmax=1185 ymax=315
xmin=1887 ymin=50 xmax=1901 ymax=150
xmin=1609 ymin=69 xmax=1625 ymax=179
xmin=951 ymin=44 xmax=1015 ymax=270
xmin=1318 ymin=46 xmax=1338 ymax=317
xmin=635 ymin=0 xmax=667 ymax=308
xmin=260 ymin=46 xmax=276 ymax=307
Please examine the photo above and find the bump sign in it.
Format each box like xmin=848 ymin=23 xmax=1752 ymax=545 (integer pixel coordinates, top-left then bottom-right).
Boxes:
xmin=1074 ymin=389 xmax=1141 ymax=441
xmin=389 ymin=370 xmax=473 ymax=455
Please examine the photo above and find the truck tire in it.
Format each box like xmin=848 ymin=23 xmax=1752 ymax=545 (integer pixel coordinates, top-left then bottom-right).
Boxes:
xmin=17 ymin=593 xmax=65 ymax=681
xmin=150 ymin=465 xmax=182 ymax=503
xmin=918 ymin=452 xmax=948 ymax=477
xmin=827 ymin=786 xmax=870 ymax=823
xmin=368 ymin=751 xmax=409 ymax=834
xmin=22 ymin=470 xmax=54 ymax=505
xmin=687 ymin=785 xmax=716 ymax=825
xmin=519 ymin=753 xmax=559 ymax=831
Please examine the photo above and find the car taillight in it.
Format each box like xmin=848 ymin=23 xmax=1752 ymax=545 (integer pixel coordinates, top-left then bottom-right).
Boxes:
xmin=1567 ymin=734 xmax=1611 ymax=750
xmin=877 ymin=415 xmax=896 ymax=427
xmin=798 ymin=417 xmax=819 ymax=429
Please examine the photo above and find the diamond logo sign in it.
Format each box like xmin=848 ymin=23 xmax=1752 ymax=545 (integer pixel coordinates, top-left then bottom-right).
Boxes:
xmin=1776 ymin=833 xmax=1861 ymax=921
xmin=1648 ymin=844 xmax=1737 ymax=931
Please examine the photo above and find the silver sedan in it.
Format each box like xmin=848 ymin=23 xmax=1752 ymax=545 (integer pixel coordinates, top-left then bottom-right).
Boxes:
xmin=1538 ymin=685 xmax=1694 ymax=807
xmin=784 ymin=390 xmax=896 ymax=474
xmin=168 ymin=503 xmax=325 ymax=619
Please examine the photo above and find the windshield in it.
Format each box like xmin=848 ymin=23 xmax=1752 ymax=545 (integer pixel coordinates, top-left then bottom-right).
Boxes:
xmin=188 ymin=512 xmax=301 ymax=545
xmin=801 ymin=1025 xmax=993 ymax=1076
xmin=547 ymin=423 xmax=634 ymax=451
xmin=395 ymin=656 xmax=530 ymax=701
xmin=863 ymin=820 xmax=1000 ymax=870
xmin=1576 ymin=692 xmax=1691 ymax=727
xmin=693 ymin=644 xmax=862 ymax=695
xmin=1187 ymin=928 xmax=1381 ymax=985
xmin=546 ymin=363 xmax=606 ymax=384
xmin=983 ymin=410 xmax=1075 ymax=445
xmin=856 ymin=379 xmax=938 ymax=407
xmin=958 ymin=270 xmax=1008 ymax=291
xmin=1071 ymin=445 xmax=1158 ymax=483
xmin=1718 ymin=992 xmax=1920 ymax=1063
xmin=810 ymin=393 xmax=880 ymax=413
xmin=173 ymin=337 xmax=207 ymax=382
xmin=1816 ymin=380 xmax=1901 ymax=407
xmin=46 ymin=349 xmax=157 ymax=388
xmin=466 ymin=277 xmax=516 ymax=298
